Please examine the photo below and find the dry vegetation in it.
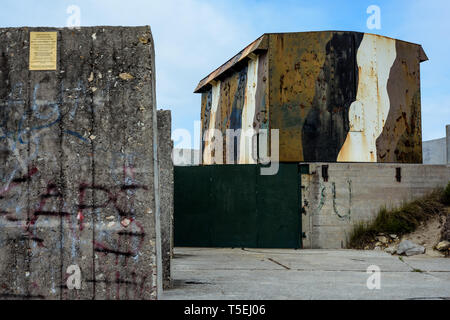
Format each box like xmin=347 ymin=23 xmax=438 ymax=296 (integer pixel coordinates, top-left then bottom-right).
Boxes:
xmin=349 ymin=182 xmax=450 ymax=249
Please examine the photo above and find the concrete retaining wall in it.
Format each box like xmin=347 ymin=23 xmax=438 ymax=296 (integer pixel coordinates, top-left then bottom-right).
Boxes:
xmin=301 ymin=163 xmax=450 ymax=249
xmin=0 ymin=26 xmax=164 ymax=299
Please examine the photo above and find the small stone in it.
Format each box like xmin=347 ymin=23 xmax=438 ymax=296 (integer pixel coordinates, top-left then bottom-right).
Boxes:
xmin=406 ymin=246 xmax=426 ymax=256
xmin=121 ymin=218 xmax=131 ymax=228
xmin=375 ymin=241 xmax=382 ymax=247
xmin=107 ymin=221 xmax=115 ymax=228
xmin=138 ymin=36 xmax=148 ymax=44
xmin=88 ymin=72 xmax=94 ymax=82
xmin=89 ymin=135 xmax=96 ymax=140
xmin=436 ymin=241 xmax=450 ymax=251
xmin=119 ymin=72 xmax=134 ymax=81
xmin=374 ymin=246 xmax=381 ymax=251
xmin=384 ymin=246 xmax=397 ymax=255
xmin=376 ymin=236 xmax=388 ymax=243
xmin=397 ymin=240 xmax=425 ymax=256
xmin=105 ymin=216 xmax=115 ymax=220
xmin=91 ymin=87 xmax=97 ymax=92
xmin=390 ymin=234 xmax=398 ymax=239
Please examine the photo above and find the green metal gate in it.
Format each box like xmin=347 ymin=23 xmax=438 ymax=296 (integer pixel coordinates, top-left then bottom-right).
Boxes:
xmin=174 ymin=163 xmax=303 ymax=248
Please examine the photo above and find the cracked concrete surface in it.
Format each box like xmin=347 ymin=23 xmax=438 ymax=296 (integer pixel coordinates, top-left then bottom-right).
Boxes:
xmin=161 ymin=247 xmax=450 ymax=300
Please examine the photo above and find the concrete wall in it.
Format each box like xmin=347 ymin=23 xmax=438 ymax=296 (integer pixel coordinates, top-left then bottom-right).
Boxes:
xmin=448 ymin=125 xmax=450 ymax=165
xmin=423 ymin=138 xmax=446 ymax=164
xmin=157 ymin=110 xmax=173 ymax=289
xmin=301 ymin=163 xmax=450 ymax=249
xmin=423 ymin=125 xmax=450 ymax=164
xmin=0 ymin=26 xmax=163 ymax=299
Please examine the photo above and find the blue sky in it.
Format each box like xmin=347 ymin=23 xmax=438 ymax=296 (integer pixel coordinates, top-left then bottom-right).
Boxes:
xmin=1 ymin=0 xmax=449 ymax=145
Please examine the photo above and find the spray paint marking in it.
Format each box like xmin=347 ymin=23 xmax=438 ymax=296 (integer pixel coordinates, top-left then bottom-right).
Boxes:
xmin=331 ymin=180 xmax=352 ymax=221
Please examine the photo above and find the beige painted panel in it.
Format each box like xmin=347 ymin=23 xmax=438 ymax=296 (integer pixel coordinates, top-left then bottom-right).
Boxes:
xmin=338 ymin=34 xmax=397 ymax=162
xmin=203 ymin=82 xmax=221 ymax=164
xmin=239 ymin=57 xmax=258 ymax=164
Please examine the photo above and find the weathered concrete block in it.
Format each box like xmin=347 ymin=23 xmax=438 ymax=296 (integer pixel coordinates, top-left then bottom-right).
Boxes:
xmin=157 ymin=110 xmax=173 ymax=289
xmin=423 ymin=137 xmax=446 ymax=164
xmin=447 ymin=125 xmax=450 ymax=164
xmin=0 ymin=26 xmax=161 ymax=299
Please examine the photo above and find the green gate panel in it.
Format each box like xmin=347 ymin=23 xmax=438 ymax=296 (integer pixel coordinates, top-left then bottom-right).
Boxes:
xmin=174 ymin=164 xmax=301 ymax=248
xmin=174 ymin=165 xmax=213 ymax=246
xmin=210 ymin=165 xmax=258 ymax=247
xmin=256 ymin=164 xmax=301 ymax=248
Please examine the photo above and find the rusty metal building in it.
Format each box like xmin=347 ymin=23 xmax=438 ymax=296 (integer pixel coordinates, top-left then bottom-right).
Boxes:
xmin=195 ymin=31 xmax=428 ymax=164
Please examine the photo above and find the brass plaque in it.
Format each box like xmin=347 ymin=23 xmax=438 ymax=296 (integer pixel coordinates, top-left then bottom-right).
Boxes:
xmin=29 ymin=32 xmax=57 ymax=70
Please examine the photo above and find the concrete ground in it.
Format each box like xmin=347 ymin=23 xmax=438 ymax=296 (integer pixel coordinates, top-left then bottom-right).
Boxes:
xmin=161 ymin=247 xmax=450 ymax=300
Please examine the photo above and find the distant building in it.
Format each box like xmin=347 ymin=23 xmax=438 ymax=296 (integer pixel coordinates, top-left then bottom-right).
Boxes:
xmin=195 ymin=31 xmax=428 ymax=164
xmin=423 ymin=125 xmax=450 ymax=164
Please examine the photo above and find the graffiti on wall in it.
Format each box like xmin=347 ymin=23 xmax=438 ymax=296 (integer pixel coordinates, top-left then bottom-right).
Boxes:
xmin=305 ymin=179 xmax=352 ymax=222
xmin=0 ymin=80 xmax=155 ymax=299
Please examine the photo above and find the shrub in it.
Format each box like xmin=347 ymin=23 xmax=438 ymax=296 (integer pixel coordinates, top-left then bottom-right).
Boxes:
xmin=442 ymin=182 xmax=450 ymax=205
xmin=348 ymin=189 xmax=445 ymax=249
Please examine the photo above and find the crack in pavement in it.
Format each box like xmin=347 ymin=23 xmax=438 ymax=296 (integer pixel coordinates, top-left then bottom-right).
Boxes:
xmin=267 ymin=257 xmax=291 ymax=270
xmin=397 ymin=257 xmax=450 ymax=281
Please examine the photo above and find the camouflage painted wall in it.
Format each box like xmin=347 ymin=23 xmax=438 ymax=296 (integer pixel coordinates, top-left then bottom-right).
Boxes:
xmin=200 ymin=51 xmax=269 ymax=164
xmin=196 ymin=31 xmax=427 ymax=164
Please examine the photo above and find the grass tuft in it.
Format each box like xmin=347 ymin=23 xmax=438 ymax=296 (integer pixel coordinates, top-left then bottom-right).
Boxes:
xmin=348 ymin=188 xmax=447 ymax=249
xmin=442 ymin=182 xmax=450 ymax=205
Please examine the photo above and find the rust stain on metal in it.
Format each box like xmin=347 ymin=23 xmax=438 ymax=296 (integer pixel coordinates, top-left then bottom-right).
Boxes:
xmin=194 ymin=35 xmax=268 ymax=93
xmin=196 ymin=31 xmax=427 ymax=164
